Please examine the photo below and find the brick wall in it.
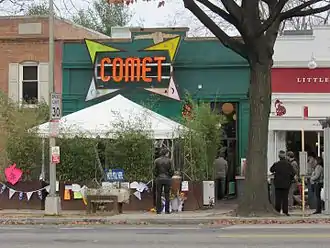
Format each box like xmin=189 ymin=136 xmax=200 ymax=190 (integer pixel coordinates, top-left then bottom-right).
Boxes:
xmin=0 ymin=16 xmax=109 ymax=97
xmin=0 ymin=16 xmax=109 ymax=39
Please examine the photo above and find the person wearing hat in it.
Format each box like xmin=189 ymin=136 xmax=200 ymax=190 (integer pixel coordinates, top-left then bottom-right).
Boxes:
xmin=270 ymin=150 xmax=295 ymax=216
xmin=154 ymin=148 xmax=174 ymax=214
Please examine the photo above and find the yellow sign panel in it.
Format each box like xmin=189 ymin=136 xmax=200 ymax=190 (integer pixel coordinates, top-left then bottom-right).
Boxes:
xmin=85 ymin=39 xmax=121 ymax=63
xmin=143 ymin=36 xmax=181 ymax=61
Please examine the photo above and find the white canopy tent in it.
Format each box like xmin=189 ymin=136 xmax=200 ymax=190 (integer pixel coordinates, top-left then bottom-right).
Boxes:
xmin=34 ymin=94 xmax=186 ymax=139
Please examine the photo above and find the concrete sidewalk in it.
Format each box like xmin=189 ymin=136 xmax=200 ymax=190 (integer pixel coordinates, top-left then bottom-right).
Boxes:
xmin=0 ymin=209 xmax=329 ymax=225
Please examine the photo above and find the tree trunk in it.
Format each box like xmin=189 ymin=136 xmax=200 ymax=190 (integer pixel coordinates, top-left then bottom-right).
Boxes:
xmin=236 ymin=61 xmax=277 ymax=217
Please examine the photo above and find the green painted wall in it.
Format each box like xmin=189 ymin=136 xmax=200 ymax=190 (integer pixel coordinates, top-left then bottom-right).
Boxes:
xmin=61 ymin=35 xmax=250 ymax=164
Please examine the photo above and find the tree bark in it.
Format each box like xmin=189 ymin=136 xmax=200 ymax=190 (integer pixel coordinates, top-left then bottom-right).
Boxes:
xmin=236 ymin=61 xmax=277 ymax=217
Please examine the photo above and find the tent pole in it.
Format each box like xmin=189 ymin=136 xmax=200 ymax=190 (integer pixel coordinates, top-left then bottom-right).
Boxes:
xmin=41 ymin=138 xmax=45 ymax=180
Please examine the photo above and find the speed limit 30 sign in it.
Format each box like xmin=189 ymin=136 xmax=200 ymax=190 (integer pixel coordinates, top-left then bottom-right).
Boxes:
xmin=50 ymin=93 xmax=62 ymax=120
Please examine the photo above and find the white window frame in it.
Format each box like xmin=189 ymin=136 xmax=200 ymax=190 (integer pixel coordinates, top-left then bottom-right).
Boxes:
xmin=19 ymin=61 xmax=40 ymax=107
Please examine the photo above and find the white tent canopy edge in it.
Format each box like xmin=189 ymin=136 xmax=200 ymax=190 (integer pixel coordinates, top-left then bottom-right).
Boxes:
xmin=33 ymin=94 xmax=186 ymax=139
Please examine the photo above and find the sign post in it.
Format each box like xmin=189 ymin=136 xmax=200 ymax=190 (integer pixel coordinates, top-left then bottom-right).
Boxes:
xmin=300 ymin=106 xmax=308 ymax=217
xmin=299 ymin=150 xmax=307 ymax=217
xmin=45 ymin=0 xmax=61 ymax=215
xmin=45 ymin=92 xmax=62 ymax=215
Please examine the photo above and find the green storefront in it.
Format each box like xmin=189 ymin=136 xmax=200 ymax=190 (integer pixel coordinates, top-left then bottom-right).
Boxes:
xmin=61 ymin=28 xmax=249 ymax=178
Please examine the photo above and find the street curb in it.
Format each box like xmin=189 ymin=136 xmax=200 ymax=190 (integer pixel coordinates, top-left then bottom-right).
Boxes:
xmin=1 ymin=217 xmax=330 ymax=225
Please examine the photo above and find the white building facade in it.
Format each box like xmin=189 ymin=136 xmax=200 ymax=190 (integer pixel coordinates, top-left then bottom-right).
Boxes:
xmin=268 ymin=26 xmax=330 ymax=171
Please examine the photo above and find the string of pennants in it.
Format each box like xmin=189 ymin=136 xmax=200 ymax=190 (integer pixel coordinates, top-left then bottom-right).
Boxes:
xmin=0 ymin=182 xmax=50 ymax=201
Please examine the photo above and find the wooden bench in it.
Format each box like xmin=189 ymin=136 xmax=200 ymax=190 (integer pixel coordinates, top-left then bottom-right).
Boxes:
xmin=86 ymin=195 xmax=123 ymax=214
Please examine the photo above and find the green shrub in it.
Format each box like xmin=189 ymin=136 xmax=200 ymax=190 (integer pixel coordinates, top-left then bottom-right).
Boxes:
xmin=180 ymin=95 xmax=225 ymax=181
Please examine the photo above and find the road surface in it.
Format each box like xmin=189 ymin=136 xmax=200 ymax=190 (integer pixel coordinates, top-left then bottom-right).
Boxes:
xmin=1 ymin=224 xmax=330 ymax=248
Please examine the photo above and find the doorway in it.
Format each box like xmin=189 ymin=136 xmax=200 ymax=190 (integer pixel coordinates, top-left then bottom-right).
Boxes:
xmin=210 ymin=101 xmax=238 ymax=202
xmin=286 ymin=131 xmax=323 ymax=157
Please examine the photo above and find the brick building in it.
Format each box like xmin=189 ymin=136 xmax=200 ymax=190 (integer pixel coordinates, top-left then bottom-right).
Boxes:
xmin=0 ymin=15 xmax=109 ymax=105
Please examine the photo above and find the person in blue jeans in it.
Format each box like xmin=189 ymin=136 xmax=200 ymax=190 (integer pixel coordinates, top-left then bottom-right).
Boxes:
xmin=307 ymin=152 xmax=317 ymax=209
xmin=311 ymin=157 xmax=324 ymax=214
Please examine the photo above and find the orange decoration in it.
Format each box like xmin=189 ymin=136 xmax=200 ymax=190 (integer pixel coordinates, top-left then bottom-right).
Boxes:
xmin=99 ymin=56 xmax=166 ymax=83
xmin=222 ymin=103 xmax=234 ymax=114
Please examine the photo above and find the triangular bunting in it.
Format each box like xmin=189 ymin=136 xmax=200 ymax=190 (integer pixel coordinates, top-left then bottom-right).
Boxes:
xmin=143 ymin=36 xmax=181 ymax=61
xmin=26 ymin=192 xmax=33 ymax=201
xmin=8 ymin=188 xmax=15 ymax=199
xmin=85 ymin=39 xmax=121 ymax=63
xmin=45 ymin=185 xmax=50 ymax=193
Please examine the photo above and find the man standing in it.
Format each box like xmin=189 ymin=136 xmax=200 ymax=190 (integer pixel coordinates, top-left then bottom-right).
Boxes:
xmin=154 ymin=148 xmax=174 ymax=214
xmin=270 ymin=150 xmax=295 ymax=216
xmin=287 ymin=151 xmax=299 ymax=208
xmin=307 ymin=152 xmax=317 ymax=208
xmin=214 ymin=148 xmax=228 ymax=200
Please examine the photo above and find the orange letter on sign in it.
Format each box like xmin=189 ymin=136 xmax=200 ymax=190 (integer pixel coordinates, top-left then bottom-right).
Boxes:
xmin=154 ymin=56 xmax=166 ymax=82
xmin=125 ymin=57 xmax=141 ymax=82
xmin=100 ymin=57 xmax=111 ymax=82
xmin=142 ymin=57 xmax=152 ymax=83
xmin=112 ymin=58 xmax=124 ymax=82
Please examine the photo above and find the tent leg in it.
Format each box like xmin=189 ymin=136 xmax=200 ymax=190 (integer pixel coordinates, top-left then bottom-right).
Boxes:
xmin=41 ymin=138 xmax=45 ymax=180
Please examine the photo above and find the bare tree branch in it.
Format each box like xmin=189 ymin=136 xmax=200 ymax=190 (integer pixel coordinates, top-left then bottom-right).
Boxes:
xmin=195 ymin=0 xmax=237 ymax=25
xmin=280 ymin=0 xmax=325 ymax=20
xmin=183 ymin=0 xmax=248 ymax=59
xmin=220 ymin=0 xmax=242 ymax=23
xmin=283 ymin=4 xmax=330 ymax=19
xmin=256 ymin=0 xmax=288 ymax=36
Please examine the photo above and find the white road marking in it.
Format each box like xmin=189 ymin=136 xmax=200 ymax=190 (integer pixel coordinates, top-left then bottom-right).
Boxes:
xmin=58 ymin=227 xmax=95 ymax=230
xmin=0 ymin=227 xmax=34 ymax=230
xmin=223 ymin=224 xmax=330 ymax=229
xmin=99 ymin=226 xmax=202 ymax=230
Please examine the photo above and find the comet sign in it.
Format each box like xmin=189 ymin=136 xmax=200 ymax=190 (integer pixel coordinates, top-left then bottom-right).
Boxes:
xmin=84 ymin=36 xmax=182 ymax=101
xmin=96 ymin=55 xmax=170 ymax=87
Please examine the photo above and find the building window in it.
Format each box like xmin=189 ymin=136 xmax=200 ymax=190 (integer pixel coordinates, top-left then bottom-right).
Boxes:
xmin=22 ymin=64 xmax=38 ymax=104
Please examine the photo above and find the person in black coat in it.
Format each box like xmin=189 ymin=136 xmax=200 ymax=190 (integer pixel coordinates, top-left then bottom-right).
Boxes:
xmin=270 ymin=150 xmax=295 ymax=216
xmin=154 ymin=148 xmax=174 ymax=214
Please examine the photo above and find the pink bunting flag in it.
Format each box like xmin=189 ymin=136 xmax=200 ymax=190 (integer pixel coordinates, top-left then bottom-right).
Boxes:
xmin=5 ymin=164 xmax=23 ymax=185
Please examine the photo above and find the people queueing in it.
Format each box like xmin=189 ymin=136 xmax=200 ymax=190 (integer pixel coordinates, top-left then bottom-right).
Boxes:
xmin=214 ymin=148 xmax=228 ymax=200
xmin=310 ymin=156 xmax=324 ymax=214
xmin=287 ymin=151 xmax=299 ymax=208
xmin=153 ymin=148 xmax=174 ymax=214
xmin=270 ymin=150 xmax=296 ymax=216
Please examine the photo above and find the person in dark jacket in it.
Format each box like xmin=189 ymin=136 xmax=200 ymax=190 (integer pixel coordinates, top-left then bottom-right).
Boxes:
xmin=270 ymin=150 xmax=295 ymax=216
xmin=154 ymin=148 xmax=174 ymax=214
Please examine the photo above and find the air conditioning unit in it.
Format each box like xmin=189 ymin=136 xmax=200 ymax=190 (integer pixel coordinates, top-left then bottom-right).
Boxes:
xmin=111 ymin=26 xmax=131 ymax=39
